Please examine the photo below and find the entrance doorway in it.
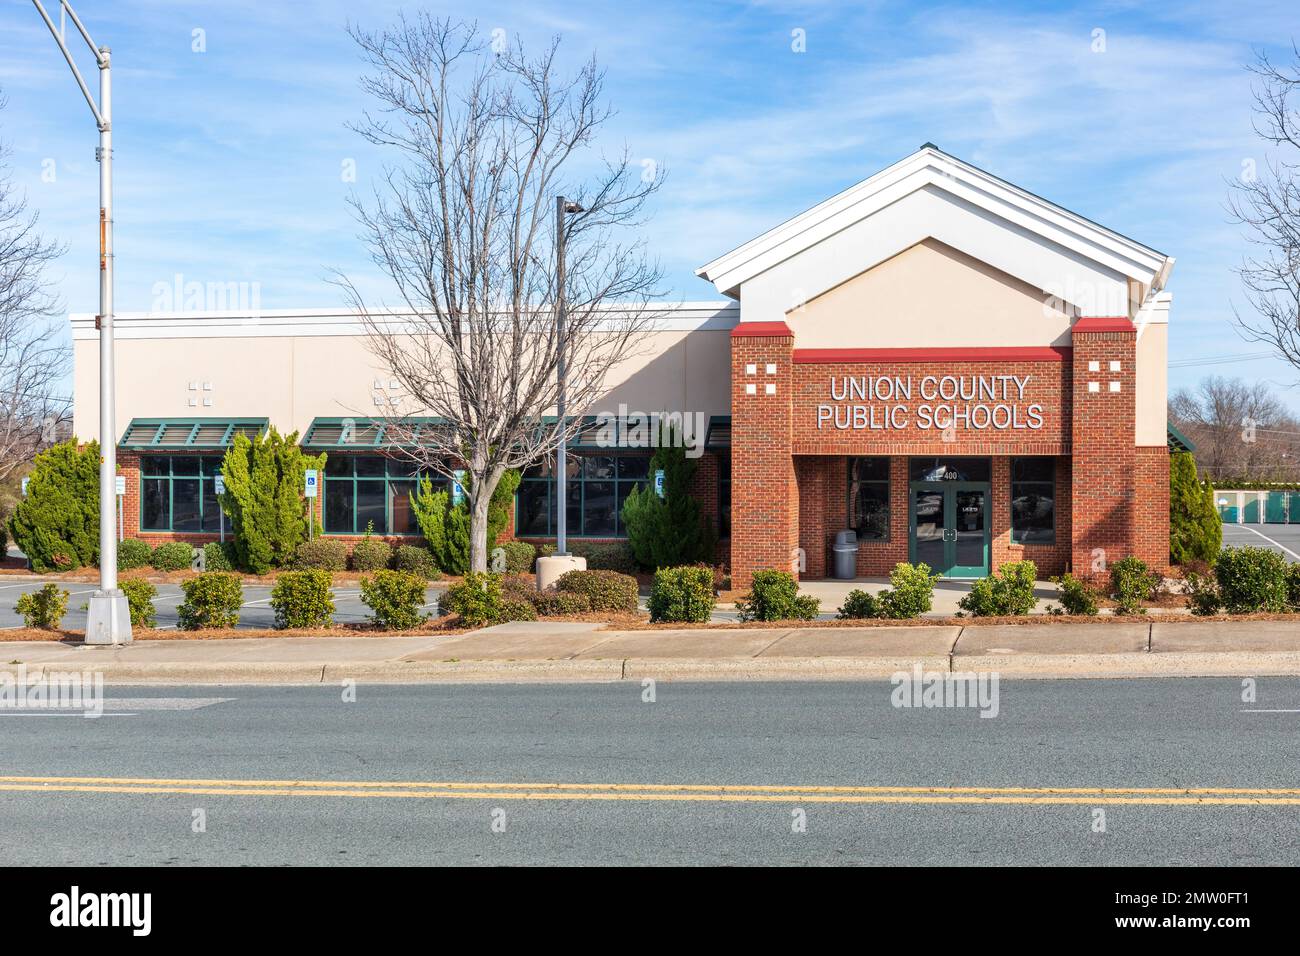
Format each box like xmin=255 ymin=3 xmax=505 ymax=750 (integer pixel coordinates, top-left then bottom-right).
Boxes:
xmin=909 ymin=482 xmax=990 ymax=577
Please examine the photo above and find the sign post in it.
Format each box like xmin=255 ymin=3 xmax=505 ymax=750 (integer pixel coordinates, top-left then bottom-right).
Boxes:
xmin=654 ymin=469 xmax=665 ymax=499
xmin=114 ymin=474 xmax=125 ymax=542
xmin=214 ymin=473 xmax=226 ymax=543
xmin=304 ymin=469 xmax=318 ymax=540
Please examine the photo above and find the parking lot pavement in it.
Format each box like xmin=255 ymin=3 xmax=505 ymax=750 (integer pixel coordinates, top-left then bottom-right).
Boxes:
xmin=0 ymin=577 xmax=447 ymax=631
xmin=1221 ymin=522 xmax=1300 ymax=563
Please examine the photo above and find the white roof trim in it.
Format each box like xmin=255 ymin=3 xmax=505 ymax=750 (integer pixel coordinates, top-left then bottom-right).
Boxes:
xmin=69 ymin=302 xmax=739 ymax=341
xmin=696 ymin=145 xmax=1172 ymax=298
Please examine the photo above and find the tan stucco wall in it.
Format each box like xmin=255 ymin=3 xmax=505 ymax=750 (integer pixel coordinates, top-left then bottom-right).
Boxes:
xmin=73 ymin=328 xmax=732 ymax=443
xmin=785 ymin=238 xmax=1076 ymax=349
xmin=1135 ymin=322 xmax=1168 ymax=446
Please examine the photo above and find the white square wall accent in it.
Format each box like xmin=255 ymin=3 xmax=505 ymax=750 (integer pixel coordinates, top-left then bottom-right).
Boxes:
xmin=1088 ymin=381 xmax=1100 ymax=393
xmin=745 ymin=383 xmax=756 ymax=395
xmin=1109 ymin=360 xmax=1121 ymax=372
xmin=765 ymin=363 xmax=777 ymax=375
xmin=745 ymin=363 xmax=756 ymax=375
xmin=765 ymin=383 xmax=777 ymax=395
xmin=1087 ymin=361 xmax=1100 ymax=372
xmin=1109 ymin=381 xmax=1121 ymax=393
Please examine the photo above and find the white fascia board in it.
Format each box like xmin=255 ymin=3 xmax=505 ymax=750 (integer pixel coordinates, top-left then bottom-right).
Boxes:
xmin=698 ymin=146 xmax=1169 ymax=297
xmin=68 ymin=301 xmax=739 ymax=341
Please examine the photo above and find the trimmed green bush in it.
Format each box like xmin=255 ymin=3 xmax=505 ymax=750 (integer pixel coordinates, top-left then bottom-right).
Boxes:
xmin=1052 ymin=573 xmax=1099 ymax=616
xmin=959 ymin=560 xmax=1038 ymax=617
xmin=7 ymin=439 xmax=99 ymax=572
xmin=499 ymin=598 xmax=538 ymax=622
xmin=528 ymin=590 xmax=593 ymax=616
xmin=878 ymin=562 xmax=940 ymax=619
xmin=119 ymin=577 xmax=158 ymax=629
xmin=621 ymin=427 xmax=715 ymax=570
xmin=441 ymin=571 xmax=503 ymax=628
xmin=150 ymin=541 xmax=195 ymax=572
xmin=1214 ymin=546 xmax=1290 ymax=613
xmin=537 ymin=540 xmax=638 ymax=574
xmin=837 ymin=588 xmax=882 ymax=620
xmin=117 ymin=538 xmax=153 ymax=571
xmin=555 ymin=569 xmax=639 ymax=613
xmin=1109 ymin=556 xmax=1157 ymax=615
xmin=1288 ymin=564 xmax=1300 ymax=612
xmin=350 ymin=526 xmax=393 ymax=571
xmin=648 ymin=565 xmax=716 ymax=623
xmin=1186 ymin=571 xmax=1223 ymax=616
xmin=201 ymin=540 xmax=237 ymax=572
xmin=177 ymin=572 xmax=242 ymax=630
xmin=219 ymin=428 xmax=325 ymax=574
xmin=359 ymin=569 xmax=431 ymax=630
xmin=494 ymin=539 xmax=537 ymax=574
xmin=294 ymin=538 xmax=348 ymax=571
xmin=736 ymin=569 xmax=820 ymax=622
xmin=393 ymin=545 xmax=439 ymax=578
xmin=15 ymin=583 xmax=69 ymax=629
xmin=1170 ymin=452 xmax=1221 ymax=565
xmin=269 ymin=570 xmax=335 ymax=629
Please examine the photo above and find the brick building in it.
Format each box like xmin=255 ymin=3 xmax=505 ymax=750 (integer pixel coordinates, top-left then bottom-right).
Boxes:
xmin=74 ymin=146 xmax=1178 ymax=584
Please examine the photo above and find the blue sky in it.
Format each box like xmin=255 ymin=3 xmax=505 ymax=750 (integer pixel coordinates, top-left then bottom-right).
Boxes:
xmin=2 ymin=0 xmax=1298 ymax=406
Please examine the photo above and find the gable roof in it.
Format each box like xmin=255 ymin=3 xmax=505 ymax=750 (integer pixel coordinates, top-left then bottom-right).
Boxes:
xmin=696 ymin=144 xmax=1174 ymax=301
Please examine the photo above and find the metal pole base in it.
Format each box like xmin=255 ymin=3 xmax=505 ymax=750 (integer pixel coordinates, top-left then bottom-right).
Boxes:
xmin=85 ymin=590 xmax=132 ymax=644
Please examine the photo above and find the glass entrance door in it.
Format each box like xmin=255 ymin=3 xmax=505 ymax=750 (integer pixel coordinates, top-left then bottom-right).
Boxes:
xmin=909 ymin=482 xmax=990 ymax=577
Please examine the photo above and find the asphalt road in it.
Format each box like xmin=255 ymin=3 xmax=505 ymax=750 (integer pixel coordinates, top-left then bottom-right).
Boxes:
xmin=2 ymin=678 xmax=1299 ymax=865
xmin=1220 ymin=522 xmax=1300 ymax=562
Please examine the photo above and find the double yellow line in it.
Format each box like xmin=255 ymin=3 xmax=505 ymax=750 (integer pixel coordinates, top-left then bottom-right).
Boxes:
xmin=1 ymin=775 xmax=1299 ymax=805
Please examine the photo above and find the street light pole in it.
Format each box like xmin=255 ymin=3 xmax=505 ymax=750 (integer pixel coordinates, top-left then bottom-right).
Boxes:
xmin=554 ymin=196 xmax=583 ymax=557
xmin=33 ymin=0 xmax=130 ymax=642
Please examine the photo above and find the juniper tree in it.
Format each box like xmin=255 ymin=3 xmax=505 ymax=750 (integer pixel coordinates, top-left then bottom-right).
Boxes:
xmin=219 ymin=429 xmax=325 ymax=574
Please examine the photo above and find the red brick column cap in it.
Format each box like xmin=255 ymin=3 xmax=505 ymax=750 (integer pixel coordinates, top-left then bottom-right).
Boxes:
xmin=731 ymin=321 xmax=794 ymax=338
xmin=1072 ymin=317 xmax=1135 ymax=333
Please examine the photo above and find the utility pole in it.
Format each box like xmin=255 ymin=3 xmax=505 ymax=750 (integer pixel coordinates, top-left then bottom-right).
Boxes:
xmin=33 ymin=0 xmax=131 ymax=642
xmin=554 ymin=196 xmax=583 ymax=556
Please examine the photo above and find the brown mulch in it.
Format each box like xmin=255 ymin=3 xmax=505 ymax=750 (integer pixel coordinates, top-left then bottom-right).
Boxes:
xmin=0 ymin=566 xmax=451 ymax=585
xmin=0 ymin=621 xmax=472 ymax=643
xmin=610 ymin=611 xmax=1300 ymax=630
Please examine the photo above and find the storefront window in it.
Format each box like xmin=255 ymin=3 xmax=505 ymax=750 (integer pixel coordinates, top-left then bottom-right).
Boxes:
xmin=1011 ymin=457 xmax=1055 ymax=544
xmin=139 ymin=455 xmax=224 ymax=532
xmin=717 ymin=456 xmax=731 ymax=537
xmin=849 ymin=457 xmax=890 ymax=540
xmin=515 ymin=452 xmax=652 ymax=538
xmin=324 ymin=456 xmax=444 ymax=535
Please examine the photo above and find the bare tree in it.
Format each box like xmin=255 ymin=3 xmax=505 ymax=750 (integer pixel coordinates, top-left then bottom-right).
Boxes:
xmin=1228 ymin=44 xmax=1300 ymax=370
xmin=1169 ymin=376 xmax=1300 ymax=480
xmin=0 ymin=91 xmax=69 ymax=483
xmin=336 ymin=16 xmax=663 ymax=572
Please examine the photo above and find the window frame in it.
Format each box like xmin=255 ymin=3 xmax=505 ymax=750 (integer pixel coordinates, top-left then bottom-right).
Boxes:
xmin=1010 ymin=456 xmax=1056 ymax=545
xmin=514 ymin=451 xmax=653 ymax=539
xmin=848 ymin=456 xmax=891 ymax=543
xmin=138 ymin=454 xmax=225 ymax=533
xmin=323 ymin=455 xmax=444 ymax=536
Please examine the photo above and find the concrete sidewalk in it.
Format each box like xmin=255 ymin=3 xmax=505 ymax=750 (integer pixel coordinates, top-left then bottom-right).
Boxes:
xmin=4 ymin=618 xmax=1300 ymax=683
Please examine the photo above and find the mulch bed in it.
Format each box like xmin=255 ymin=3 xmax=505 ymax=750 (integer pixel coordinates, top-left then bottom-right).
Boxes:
xmin=0 ymin=621 xmax=472 ymax=643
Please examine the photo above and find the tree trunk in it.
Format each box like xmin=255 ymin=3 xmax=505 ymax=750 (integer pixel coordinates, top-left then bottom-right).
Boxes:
xmin=468 ymin=489 xmax=491 ymax=573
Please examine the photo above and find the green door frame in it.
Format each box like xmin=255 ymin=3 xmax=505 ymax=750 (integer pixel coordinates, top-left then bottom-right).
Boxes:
xmin=908 ymin=480 xmax=991 ymax=578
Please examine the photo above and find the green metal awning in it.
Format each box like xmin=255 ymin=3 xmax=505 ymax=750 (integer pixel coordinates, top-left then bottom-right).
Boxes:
xmin=1167 ymin=423 xmax=1196 ymax=453
xmin=119 ymin=417 xmax=268 ymax=450
xmin=301 ymin=417 xmax=451 ymax=448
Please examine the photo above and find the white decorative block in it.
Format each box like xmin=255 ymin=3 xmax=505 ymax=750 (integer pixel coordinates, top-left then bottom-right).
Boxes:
xmin=373 ymin=379 xmax=383 ymax=389
xmin=745 ymin=363 xmax=756 ymax=376
xmin=765 ymin=363 xmax=777 ymax=375
xmin=188 ymin=397 xmax=197 ymax=406
xmin=389 ymin=379 xmax=399 ymax=389
xmin=203 ymin=382 xmax=212 ymax=390
xmin=1088 ymin=361 xmax=1099 ymax=372
xmin=188 ymin=381 xmax=198 ymax=390
xmin=765 ymin=383 xmax=777 ymax=395
xmin=1109 ymin=381 xmax=1121 ymax=393
xmin=202 ymin=397 xmax=212 ymax=407
xmin=374 ymin=395 xmax=385 ymax=405
xmin=1088 ymin=381 xmax=1100 ymax=393
xmin=745 ymin=383 xmax=756 ymax=395
xmin=1109 ymin=360 xmax=1121 ymax=372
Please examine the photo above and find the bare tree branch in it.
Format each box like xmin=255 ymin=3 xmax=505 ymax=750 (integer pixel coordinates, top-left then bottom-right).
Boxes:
xmin=0 ymin=90 xmax=70 ymax=483
xmin=333 ymin=17 xmax=664 ymax=571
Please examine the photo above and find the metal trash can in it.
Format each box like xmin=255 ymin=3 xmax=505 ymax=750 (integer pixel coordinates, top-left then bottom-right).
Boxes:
xmin=832 ymin=529 xmax=859 ymax=579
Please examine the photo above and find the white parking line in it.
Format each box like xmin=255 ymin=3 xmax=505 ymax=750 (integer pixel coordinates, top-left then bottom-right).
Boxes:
xmin=1232 ymin=524 xmax=1300 ymax=561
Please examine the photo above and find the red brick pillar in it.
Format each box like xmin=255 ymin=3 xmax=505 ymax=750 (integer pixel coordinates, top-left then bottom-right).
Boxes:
xmin=1070 ymin=318 xmax=1137 ymax=579
xmin=730 ymin=322 xmax=797 ymax=589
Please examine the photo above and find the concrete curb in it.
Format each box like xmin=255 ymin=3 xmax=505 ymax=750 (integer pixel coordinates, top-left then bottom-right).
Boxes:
xmin=43 ymin=651 xmax=1300 ymax=684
